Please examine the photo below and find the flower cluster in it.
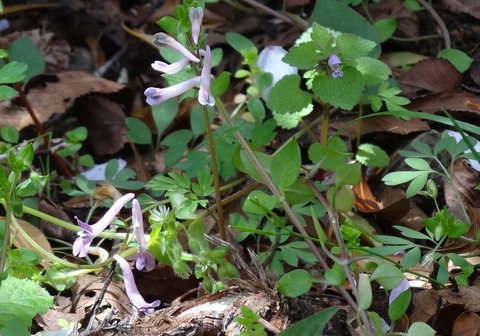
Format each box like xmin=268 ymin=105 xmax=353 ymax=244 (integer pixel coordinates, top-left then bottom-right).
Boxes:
xmin=72 ymin=193 xmax=158 ymax=313
xmin=144 ymin=7 xmax=215 ymax=107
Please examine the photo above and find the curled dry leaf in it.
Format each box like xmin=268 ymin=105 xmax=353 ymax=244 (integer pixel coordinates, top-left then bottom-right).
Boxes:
xmin=407 ymin=91 xmax=480 ymax=116
xmin=452 ymin=311 xmax=480 ymax=336
xmin=396 ymin=59 xmax=463 ymax=98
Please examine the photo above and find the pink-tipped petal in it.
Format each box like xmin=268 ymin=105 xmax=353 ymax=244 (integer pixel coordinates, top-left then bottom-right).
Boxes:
xmin=151 ymin=58 xmax=190 ymax=74
xmin=132 ymin=199 xmax=156 ymax=271
xmin=145 ymin=76 xmax=202 ymax=106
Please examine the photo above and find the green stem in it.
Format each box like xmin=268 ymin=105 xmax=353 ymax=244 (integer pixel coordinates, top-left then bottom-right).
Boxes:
xmin=202 ymin=106 xmax=227 ymax=241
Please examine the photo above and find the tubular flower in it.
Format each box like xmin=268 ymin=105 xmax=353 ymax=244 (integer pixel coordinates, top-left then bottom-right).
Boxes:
xmin=328 ymin=54 xmax=344 ymax=78
xmin=189 ymin=7 xmax=204 ymax=45
xmin=151 ymin=58 xmax=190 ymax=75
xmin=114 ymin=254 xmax=161 ymax=314
xmin=198 ymin=45 xmax=215 ymax=106
xmin=73 ymin=193 xmax=135 ymax=258
xmin=153 ymin=33 xmax=199 ymax=63
xmin=144 ymin=76 xmax=201 ymax=105
xmin=132 ymin=199 xmax=155 ymax=272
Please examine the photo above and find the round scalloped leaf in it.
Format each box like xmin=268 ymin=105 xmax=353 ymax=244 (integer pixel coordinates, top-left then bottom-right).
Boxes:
xmin=267 ymin=74 xmax=312 ymax=114
xmin=355 ymin=56 xmax=391 ymax=85
xmin=312 ymin=67 xmax=364 ymax=109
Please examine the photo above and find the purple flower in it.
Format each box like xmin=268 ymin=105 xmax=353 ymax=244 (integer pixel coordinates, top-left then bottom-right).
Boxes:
xmin=328 ymin=54 xmax=344 ymax=78
xmin=198 ymin=45 xmax=215 ymax=106
xmin=153 ymin=33 xmax=199 ymax=63
xmin=151 ymin=58 xmax=190 ymax=75
xmin=132 ymin=199 xmax=155 ymax=272
xmin=189 ymin=7 xmax=203 ymax=45
xmin=389 ymin=278 xmax=410 ymax=305
xmin=114 ymin=254 xmax=161 ymax=314
xmin=144 ymin=76 xmax=201 ymax=105
xmin=73 ymin=193 xmax=135 ymax=257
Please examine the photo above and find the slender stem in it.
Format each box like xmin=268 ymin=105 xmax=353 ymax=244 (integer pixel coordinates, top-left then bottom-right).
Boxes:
xmin=417 ymin=0 xmax=450 ymax=49
xmin=202 ymin=106 xmax=226 ymax=241
xmin=0 ymin=177 xmax=17 ymax=272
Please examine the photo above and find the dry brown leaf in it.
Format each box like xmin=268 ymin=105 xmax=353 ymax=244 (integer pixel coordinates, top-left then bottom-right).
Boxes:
xmin=442 ymin=0 xmax=480 ymax=19
xmin=439 ymin=287 xmax=480 ymax=312
xmin=329 ymin=115 xmax=430 ymax=139
xmin=407 ymin=91 xmax=480 ymax=115
xmin=409 ymin=289 xmax=440 ymax=323
xmin=396 ymin=59 xmax=463 ymax=98
xmin=0 ymin=71 xmax=131 ymax=130
xmin=452 ymin=311 xmax=480 ymax=336
xmin=71 ymin=95 xmax=129 ymax=158
xmin=5 ymin=216 xmax=54 ymax=267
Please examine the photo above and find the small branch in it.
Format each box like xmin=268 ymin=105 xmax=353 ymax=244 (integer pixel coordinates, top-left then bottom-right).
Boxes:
xmin=417 ymin=0 xmax=450 ymax=49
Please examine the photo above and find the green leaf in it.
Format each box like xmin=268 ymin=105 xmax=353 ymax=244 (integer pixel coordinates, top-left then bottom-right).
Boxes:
xmin=402 ymin=246 xmax=421 ymax=268
xmin=355 ymin=56 xmax=391 ymax=84
xmin=356 ymin=143 xmax=389 ymax=168
xmin=8 ymin=36 xmax=45 ymax=81
xmin=0 ymin=125 xmax=19 ymax=143
xmin=308 ymin=136 xmax=349 ymax=170
xmin=152 ymin=98 xmax=178 ymax=137
xmin=277 ymin=307 xmax=339 ymax=336
xmin=358 ymin=273 xmax=372 ymax=311
xmin=405 ymin=173 xmax=429 ymax=197
xmin=373 ymin=18 xmax=397 ymax=43
xmin=438 ymin=48 xmax=473 ymax=73
xmin=251 ymin=119 xmax=277 ymax=147
xmin=277 ymin=269 xmax=313 ymax=297
xmin=248 ymin=97 xmax=266 ymax=121
xmin=157 ymin=16 xmax=180 ymax=34
xmin=0 ymin=61 xmax=26 ymax=83
xmin=336 ymin=33 xmax=377 ymax=58
xmin=335 ymin=162 xmax=361 ymax=187
xmin=405 ymin=158 xmax=432 ymax=170
xmin=406 ymin=322 xmax=436 ymax=336
xmin=312 ymin=67 xmax=364 ymax=110
xmin=235 ymin=147 xmax=272 ymax=183
xmin=267 ymin=74 xmax=312 ymax=114
xmin=211 ymin=71 xmax=231 ymax=97
xmin=126 ymin=117 xmax=152 ymax=145
xmin=393 ymin=225 xmax=432 ymax=241
xmin=271 ymin=138 xmax=301 ymax=193
xmin=282 ymin=42 xmax=319 ymax=69
xmin=370 ymin=264 xmax=404 ymax=290
xmin=273 ymin=105 xmax=312 ymax=129
xmin=309 ymin=1 xmax=380 ymax=57
xmin=382 ymin=170 xmax=428 ymax=186
xmin=66 ymin=126 xmax=87 ymax=143
xmin=327 ymin=185 xmax=355 ymax=212
xmin=226 ymin=32 xmax=256 ymax=53
xmin=388 ymin=289 xmax=411 ymax=322
xmin=0 ymin=276 xmax=53 ymax=326
xmin=0 ymin=85 xmax=17 ymax=100
xmin=243 ymin=190 xmax=279 ymax=215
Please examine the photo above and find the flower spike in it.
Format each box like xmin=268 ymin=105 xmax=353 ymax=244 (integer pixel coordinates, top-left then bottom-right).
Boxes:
xmin=153 ymin=33 xmax=199 ymax=63
xmin=198 ymin=45 xmax=215 ymax=106
xmin=144 ymin=76 xmax=201 ymax=105
xmin=114 ymin=254 xmax=161 ymax=314
xmin=72 ymin=193 xmax=135 ymax=257
xmin=189 ymin=7 xmax=204 ymax=45
xmin=132 ymin=199 xmax=155 ymax=272
xmin=328 ymin=54 xmax=344 ymax=78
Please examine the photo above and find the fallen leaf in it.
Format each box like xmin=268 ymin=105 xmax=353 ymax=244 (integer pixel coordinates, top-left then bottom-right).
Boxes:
xmin=442 ymin=0 xmax=480 ymax=19
xmin=367 ymin=0 xmax=419 ymax=37
xmin=452 ymin=311 xmax=480 ymax=336
xmin=396 ymin=59 xmax=463 ymax=98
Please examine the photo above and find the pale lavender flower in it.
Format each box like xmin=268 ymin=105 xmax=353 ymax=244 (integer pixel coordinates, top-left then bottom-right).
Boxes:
xmin=144 ymin=76 xmax=201 ymax=105
xmin=189 ymin=7 xmax=203 ymax=45
xmin=132 ymin=199 xmax=155 ymax=272
xmin=73 ymin=193 xmax=135 ymax=258
xmin=151 ymin=58 xmax=190 ymax=75
xmin=328 ymin=54 xmax=344 ymax=78
xmin=198 ymin=45 xmax=215 ymax=106
xmin=114 ymin=254 xmax=161 ymax=314
xmin=153 ymin=33 xmax=199 ymax=63
xmin=389 ymin=278 xmax=410 ymax=306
